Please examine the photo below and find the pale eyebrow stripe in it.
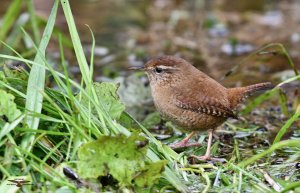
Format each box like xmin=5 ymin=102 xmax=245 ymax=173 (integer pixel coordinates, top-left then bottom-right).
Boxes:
xmin=156 ymin=65 xmax=178 ymax=70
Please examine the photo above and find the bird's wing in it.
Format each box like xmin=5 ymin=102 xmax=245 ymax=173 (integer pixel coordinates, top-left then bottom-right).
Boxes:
xmin=175 ymin=96 xmax=237 ymax=118
xmin=174 ymin=89 xmax=237 ymax=119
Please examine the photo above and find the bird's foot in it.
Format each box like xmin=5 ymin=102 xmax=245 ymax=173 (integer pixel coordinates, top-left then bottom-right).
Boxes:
xmin=190 ymin=155 xmax=226 ymax=163
xmin=170 ymin=142 xmax=201 ymax=149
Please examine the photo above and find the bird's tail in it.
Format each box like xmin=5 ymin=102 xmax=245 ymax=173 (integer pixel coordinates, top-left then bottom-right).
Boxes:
xmin=227 ymin=82 xmax=274 ymax=109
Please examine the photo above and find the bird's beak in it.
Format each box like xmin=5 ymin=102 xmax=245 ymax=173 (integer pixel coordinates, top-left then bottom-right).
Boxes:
xmin=128 ymin=66 xmax=145 ymax=71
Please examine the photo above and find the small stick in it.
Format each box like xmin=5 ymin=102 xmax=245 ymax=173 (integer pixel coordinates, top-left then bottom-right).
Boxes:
xmin=260 ymin=169 xmax=282 ymax=192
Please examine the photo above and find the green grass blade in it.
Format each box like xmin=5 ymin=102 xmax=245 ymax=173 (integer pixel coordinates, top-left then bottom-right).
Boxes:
xmin=85 ymin=24 xmax=95 ymax=80
xmin=147 ymin=150 xmax=188 ymax=192
xmin=60 ymin=0 xmax=91 ymax=86
xmin=27 ymin=0 xmax=40 ymax=43
xmin=0 ymin=0 xmax=23 ymax=41
xmin=60 ymin=0 xmax=109 ymax=133
xmin=240 ymin=88 xmax=278 ymax=115
xmin=0 ymin=114 xmax=25 ymax=142
xmin=58 ymin=34 xmax=74 ymax=108
xmin=238 ymin=139 xmax=300 ymax=167
xmin=277 ymin=75 xmax=300 ymax=87
xmin=242 ymin=75 xmax=300 ymax=115
xmin=281 ymin=181 xmax=300 ymax=192
xmin=21 ymin=0 xmax=59 ymax=150
xmin=273 ymin=107 xmax=300 ymax=144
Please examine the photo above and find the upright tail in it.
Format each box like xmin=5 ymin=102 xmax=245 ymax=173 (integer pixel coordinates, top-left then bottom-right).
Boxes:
xmin=227 ymin=82 xmax=274 ymax=109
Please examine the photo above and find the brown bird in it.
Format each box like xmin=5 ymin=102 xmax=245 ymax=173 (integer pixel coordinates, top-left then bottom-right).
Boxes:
xmin=131 ymin=56 xmax=273 ymax=161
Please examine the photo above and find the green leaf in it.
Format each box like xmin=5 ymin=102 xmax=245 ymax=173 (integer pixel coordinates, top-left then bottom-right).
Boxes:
xmin=94 ymin=82 xmax=125 ymax=119
xmin=78 ymin=133 xmax=147 ymax=184
xmin=81 ymin=82 xmax=125 ymax=120
xmin=78 ymin=133 xmax=166 ymax=188
xmin=0 ymin=89 xmax=21 ymax=122
xmin=134 ymin=160 xmax=167 ymax=188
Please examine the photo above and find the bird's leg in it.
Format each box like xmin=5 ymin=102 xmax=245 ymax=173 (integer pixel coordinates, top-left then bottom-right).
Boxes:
xmin=170 ymin=131 xmax=201 ymax=149
xmin=191 ymin=130 xmax=225 ymax=162
xmin=199 ymin=129 xmax=213 ymax=160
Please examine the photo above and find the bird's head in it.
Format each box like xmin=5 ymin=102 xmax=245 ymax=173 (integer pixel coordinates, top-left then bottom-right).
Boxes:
xmin=130 ymin=56 xmax=191 ymax=87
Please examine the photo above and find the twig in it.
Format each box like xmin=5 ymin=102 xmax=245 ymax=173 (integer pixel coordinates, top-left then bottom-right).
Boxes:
xmin=260 ymin=169 xmax=282 ymax=192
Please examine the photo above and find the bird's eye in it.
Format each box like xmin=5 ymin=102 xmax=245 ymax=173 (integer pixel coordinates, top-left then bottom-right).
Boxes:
xmin=155 ymin=67 xmax=163 ymax=73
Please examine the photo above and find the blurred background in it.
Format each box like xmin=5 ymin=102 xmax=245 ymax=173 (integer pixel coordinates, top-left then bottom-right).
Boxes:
xmin=1 ymin=0 xmax=299 ymax=81
xmin=0 ymin=0 xmax=299 ymax=122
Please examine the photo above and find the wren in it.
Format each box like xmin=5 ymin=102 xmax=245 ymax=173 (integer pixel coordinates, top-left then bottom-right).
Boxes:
xmin=131 ymin=56 xmax=273 ymax=161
